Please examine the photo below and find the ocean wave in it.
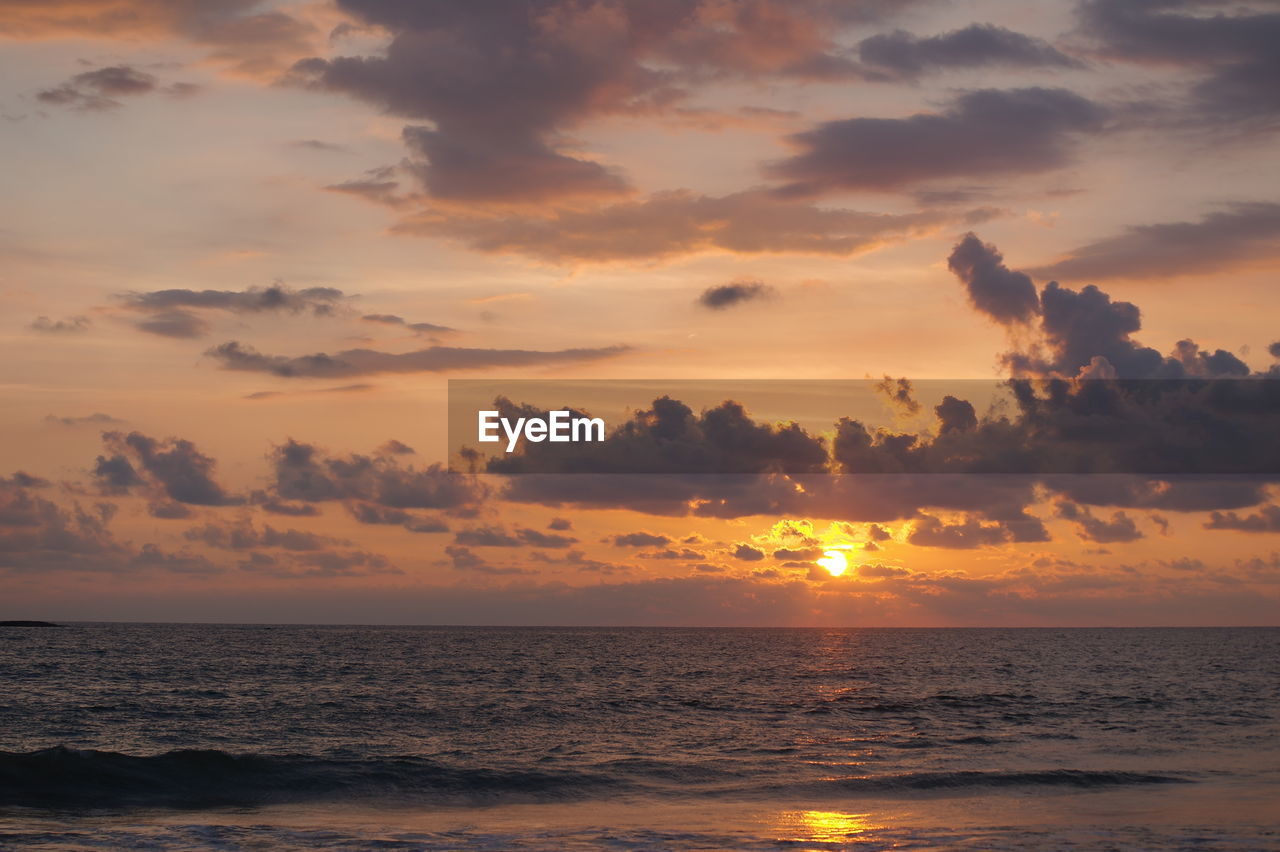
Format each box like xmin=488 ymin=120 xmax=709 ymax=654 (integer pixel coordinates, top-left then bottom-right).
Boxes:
xmin=0 ymin=746 xmax=622 ymax=809
xmin=0 ymin=747 xmax=1192 ymax=811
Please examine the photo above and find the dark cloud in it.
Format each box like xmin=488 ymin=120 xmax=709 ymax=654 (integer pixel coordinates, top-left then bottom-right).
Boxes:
xmin=768 ymin=88 xmax=1108 ymax=195
xmin=733 ymin=543 xmax=765 ymax=561
xmin=857 ymin=24 xmax=1083 ymax=79
xmin=1031 ymin=203 xmax=1280 ymax=281
xmin=548 ymin=517 xmax=573 ymax=531
xmin=123 ymin=282 xmax=344 ymax=319
xmin=1205 ymin=505 xmax=1280 ymax=533
xmin=37 ymin=65 xmax=158 ymax=110
xmin=612 ymin=532 xmax=671 ymax=548
xmin=1078 ymin=0 xmax=1280 ymax=130
xmin=908 ymin=513 xmax=1044 ymax=549
xmin=486 ymin=395 xmax=828 ymax=476
xmin=1057 ymin=502 xmax=1144 ymax=543
xmin=0 ymin=471 xmax=49 ymax=489
xmin=270 ymin=439 xmax=486 ymax=514
xmin=934 ymin=396 xmax=977 ymax=435
xmin=206 ymin=340 xmax=630 ymax=378
xmin=698 ymin=280 xmax=774 ymax=310
xmin=398 ymin=188 xmax=998 ymax=263
xmin=118 ymin=283 xmax=346 ymax=338
xmin=96 ymin=431 xmax=239 ymax=506
xmin=947 ymin=233 xmax=1040 ymax=324
xmin=293 ymin=0 xmax=925 ymax=204
xmin=950 ymin=234 xmax=1260 ymax=379
xmin=875 ymin=377 xmax=921 ymax=416
xmin=29 ymin=315 xmax=90 ymax=334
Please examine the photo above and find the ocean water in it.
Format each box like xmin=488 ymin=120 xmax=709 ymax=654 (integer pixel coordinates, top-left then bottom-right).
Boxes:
xmin=0 ymin=625 xmax=1277 ymax=850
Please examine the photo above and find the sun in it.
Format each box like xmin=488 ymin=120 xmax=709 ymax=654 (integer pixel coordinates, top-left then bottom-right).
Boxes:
xmin=816 ymin=549 xmax=848 ymax=577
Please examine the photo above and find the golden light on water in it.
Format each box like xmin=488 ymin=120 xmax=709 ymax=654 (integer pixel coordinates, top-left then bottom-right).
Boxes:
xmin=817 ymin=550 xmax=849 ymax=577
xmin=775 ymin=810 xmax=880 ymax=843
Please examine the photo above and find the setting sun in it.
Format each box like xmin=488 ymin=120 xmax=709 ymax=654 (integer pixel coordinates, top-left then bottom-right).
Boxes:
xmin=817 ymin=550 xmax=849 ymax=577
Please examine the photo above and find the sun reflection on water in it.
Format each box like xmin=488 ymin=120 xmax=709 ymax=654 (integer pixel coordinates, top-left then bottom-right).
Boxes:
xmin=775 ymin=809 xmax=884 ymax=845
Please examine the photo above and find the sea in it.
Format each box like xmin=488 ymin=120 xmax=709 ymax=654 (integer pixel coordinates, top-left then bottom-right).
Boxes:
xmin=1 ymin=625 xmax=1277 ymax=850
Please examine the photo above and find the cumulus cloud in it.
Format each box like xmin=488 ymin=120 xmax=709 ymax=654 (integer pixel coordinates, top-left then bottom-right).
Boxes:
xmin=947 ymin=233 xmax=1040 ymax=324
xmin=1205 ymin=505 xmax=1280 ymax=533
xmin=857 ymin=24 xmax=1083 ymax=80
xmin=94 ymin=431 xmax=239 ymax=506
xmin=698 ymin=280 xmax=774 ymax=310
xmin=947 ymin=233 xmax=1264 ymax=380
xmin=1031 ymin=203 xmax=1280 ymax=281
xmin=1057 ymin=502 xmax=1144 ymax=543
xmin=206 ymin=340 xmax=630 ymax=378
xmin=486 ymin=395 xmax=828 ymax=476
xmin=270 ymin=439 xmax=486 ymax=514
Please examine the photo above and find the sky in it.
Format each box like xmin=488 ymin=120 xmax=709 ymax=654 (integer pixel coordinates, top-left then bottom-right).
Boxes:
xmin=1 ymin=0 xmax=1278 ymax=626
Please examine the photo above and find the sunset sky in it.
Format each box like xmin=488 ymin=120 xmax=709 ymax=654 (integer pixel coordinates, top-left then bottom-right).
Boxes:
xmin=2 ymin=0 xmax=1278 ymax=625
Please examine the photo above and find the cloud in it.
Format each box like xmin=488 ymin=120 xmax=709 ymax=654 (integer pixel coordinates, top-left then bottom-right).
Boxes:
xmin=733 ymin=543 xmax=766 ymax=561
xmin=135 ymin=310 xmax=210 ymax=339
xmin=1205 ymin=505 xmax=1280 ymax=533
xmin=29 ymin=315 xmax=90 ymax=333
xmin=36 ymin=65 xmax=194 ymax=110
xmin=344 ymin=501 xmax=448 ymax=533
xmin=394 ymin=188 xmax=998 ymax=263
xmin=184 ymin=521 xmax=349 ymax=552
xmin=0 ymin=479 xmax=203 ymax=575
xmin=948 ymin=233 xmax=1260 ymax=379
xmin=908 ymin=513 xmax=1046 ymax=549
xmin=612 ymin=532 xmax=671 ymax=548
xmin=947 ymin=233 xmax=1040 ymax=324
xmin=445 ymin=544 xmax=526 ymax=575
xmin=361 ymin=314 xmax=456 ymax=335
xmin=1057 ymin=502 xmax=1144 ymax=543
xmin=767 ymin=87 xmax=1108 ymax=195
xmin=45 ymin=413 xmax=124 ymax=427
xmin=94 ymin=431 xmax=240 ymax=506
xmin=270 ymin=439 xmax=486 ymax=514
xmin=0 ymin=0 xmax=318 ymax=78
xmin=1077 ymin=0 xmax=1280 ymax=130
xmin=487 ymin=395 xmax=829 ymax=476
xmin=206 ymin=340 xmax=630 ymax=378
xmin=1031 ymin=203 xmax=1280 ymax=281
xmin=698 ymin=280 xmax=774 ymax=310
xmin=116 ymin=282 xmax=348 ymax=338
xmin=292 ymin=0 xmax=925 ymax=204
xmin=0 ymin=471 xmax=50 ymax=489
xmin=857 ymin=24 xmax=1083 ymax=79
